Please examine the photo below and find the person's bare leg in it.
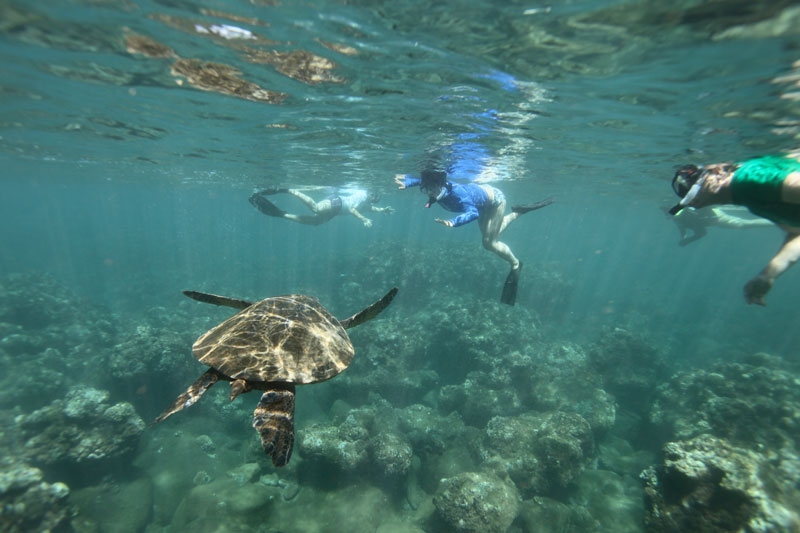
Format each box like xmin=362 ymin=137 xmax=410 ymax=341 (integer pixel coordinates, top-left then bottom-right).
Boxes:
xmin=283 ymin=213 xmax=326 ymax=225
xmin=498 ymin=211 xmax=520 ymax=235
xmin=480 ymin=200 xmax=519 ymax=269
xmin=286 ymin=189 xmax=322 ymax=212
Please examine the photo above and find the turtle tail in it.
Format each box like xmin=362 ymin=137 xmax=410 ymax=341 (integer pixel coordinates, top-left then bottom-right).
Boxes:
xmin=152 ymin=368 xmax=220 ymax=425
xmin=252 ymin=384 xmax=296 ymax=467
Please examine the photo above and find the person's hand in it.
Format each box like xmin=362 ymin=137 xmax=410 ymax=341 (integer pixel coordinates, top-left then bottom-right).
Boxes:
xmin=393 ymin=174 xmax=407 ymax=190
xmin=743 ymin=274 xmax=772 ymax=306
xmin=384 ymin=206 xmax=395 ymax=214
xmin=363 ymin=218 xmax=373 ymax=228
xmin=434 ymin=219 xmax=453 ymax=227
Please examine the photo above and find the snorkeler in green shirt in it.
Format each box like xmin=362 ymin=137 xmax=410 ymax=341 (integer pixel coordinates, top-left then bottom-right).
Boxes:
xmin=668 ymin=152 xmax=800 ymax=305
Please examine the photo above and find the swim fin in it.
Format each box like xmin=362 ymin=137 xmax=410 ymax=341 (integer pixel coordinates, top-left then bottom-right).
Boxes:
xmin=501 ymin=262 xmax=522 ymax=306
xmin=249 ymin=193 xmax=286 ymax=217
xmin=512 ymin=197 xmax=554 ymax=214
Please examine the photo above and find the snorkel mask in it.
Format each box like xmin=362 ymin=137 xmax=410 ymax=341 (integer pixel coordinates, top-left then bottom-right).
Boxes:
xmin=668 ymin=164 xmax=704 ymax=215
xmin=420 ymin=169 xmax=448 ymax=208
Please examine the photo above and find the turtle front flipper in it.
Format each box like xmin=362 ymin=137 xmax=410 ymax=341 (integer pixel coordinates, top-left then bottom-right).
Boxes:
xmin=183 ymin=290 xmax=254 ymax=310
xmin=152 ymin=368 xmax=220 ymax=425
xmin=338 ymin=287 xmax=398 ymax=329
xmin=252 ymin=385 xmax=296 ymax=467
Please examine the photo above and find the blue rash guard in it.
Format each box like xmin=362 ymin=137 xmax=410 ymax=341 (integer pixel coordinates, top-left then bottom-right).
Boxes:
xmin=404 ymin=175 xmax=491 ymax=227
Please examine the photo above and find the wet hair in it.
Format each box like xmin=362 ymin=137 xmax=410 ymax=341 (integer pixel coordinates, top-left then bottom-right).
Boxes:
xmin=420 ymin=169 xmax=447 ymax=189
xmin=368 ymin=192 xmax=381 ymax=204
xmin=671 ymin=164 xmax=702 ymax=198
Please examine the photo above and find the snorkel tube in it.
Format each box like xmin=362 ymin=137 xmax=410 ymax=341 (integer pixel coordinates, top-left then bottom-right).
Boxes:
xmin=668 ymin=164 xmax=704 ymax=215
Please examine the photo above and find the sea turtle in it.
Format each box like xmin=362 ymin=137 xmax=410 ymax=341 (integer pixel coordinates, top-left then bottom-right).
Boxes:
xmin=153 ymin=287 xmax=398 ymax=467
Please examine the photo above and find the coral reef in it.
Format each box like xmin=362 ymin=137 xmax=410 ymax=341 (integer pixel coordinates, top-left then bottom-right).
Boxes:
xmin=14 ymin=385 xmax=145 ymax=475
xmin=109 ymin=318 xmax=197 ymax=406
xmin=0 ymin=458 xmax=71 ymax=533
xmin=433 ymin=471 xmax=520 ymax=533
xmin=642 ymin=435 xmax=800 ymax=532
xmin=441 ymin=342 xmax=615 ymax=432
xmin=479 ymin=411 xmax=595 ymax=497
xmin=299 ymin=399 xmax=461 ymax=479
xmin=650 ymin=353 xmax=800 ymax=448
xmin=0 ymin=272 xmax=116 ymax=407
xmin=587 ymin=327 xmax=669 ymax=415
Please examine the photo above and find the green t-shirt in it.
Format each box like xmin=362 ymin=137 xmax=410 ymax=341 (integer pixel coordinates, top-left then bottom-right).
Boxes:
xmin=730 ymin=155 xmax=800 ymax=226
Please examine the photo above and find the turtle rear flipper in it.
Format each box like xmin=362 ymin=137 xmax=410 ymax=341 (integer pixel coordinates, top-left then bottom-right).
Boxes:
xmin=183 ymin=290 xmax=253 ymax=310
xmin=339 ymin=287 xmax=398 ymax=329
xmin=252 ymin=385 xmax=296 ymax=467
xmin=152 ymin=368 xmax=220 ymax=425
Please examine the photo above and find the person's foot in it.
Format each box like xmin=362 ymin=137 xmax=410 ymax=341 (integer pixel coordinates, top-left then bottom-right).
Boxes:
xmin=512 ymin=197 xmax=554 ymax=214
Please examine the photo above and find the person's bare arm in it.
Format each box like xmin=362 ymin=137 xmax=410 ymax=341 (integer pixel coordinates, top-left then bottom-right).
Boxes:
xmin=712 ymin=207 xmax=773 ymax=228
xmin=349 ymin=207 xmax=373 ymax=227
xmin=744 ymin=231 xmax=800 ymax=305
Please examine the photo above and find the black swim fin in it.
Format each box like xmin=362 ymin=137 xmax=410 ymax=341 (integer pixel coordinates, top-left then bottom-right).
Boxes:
xmin=512 ymin=197 xmax=554 ymax=214
xmin=249 ymin=193 xmax=286 ymax=217
xmin=501 ymin=262 xmax=522 ymax=306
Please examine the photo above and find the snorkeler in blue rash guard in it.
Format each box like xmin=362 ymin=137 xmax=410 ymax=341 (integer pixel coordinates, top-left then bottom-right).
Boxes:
xmin=394 ymin=169 xmax=554 ymax=305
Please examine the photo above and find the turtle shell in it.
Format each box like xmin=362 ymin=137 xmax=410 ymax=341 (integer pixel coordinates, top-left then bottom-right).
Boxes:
xmin=192 ymin=295 xmax=354 ymax=385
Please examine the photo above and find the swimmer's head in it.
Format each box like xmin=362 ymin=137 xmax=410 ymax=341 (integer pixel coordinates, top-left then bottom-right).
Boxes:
xmin=420 ymin=169 xmax=448 ymax=208
xmin=368 ymin=192 xmax=381 ymax=204
xmin=668 ymin=164 xmax=704 ymax=215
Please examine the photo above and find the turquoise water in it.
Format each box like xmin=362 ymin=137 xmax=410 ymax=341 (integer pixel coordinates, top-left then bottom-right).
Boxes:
xmin=2 ymin=0 xmax=800 ymax=531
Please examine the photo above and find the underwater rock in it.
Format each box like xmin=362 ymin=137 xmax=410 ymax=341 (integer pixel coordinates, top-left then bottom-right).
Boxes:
xmin=371 ymin=431 xmax=413 ymax=477
xmin=433 ymin=471 xmax=520 ymax=533
xmin=195 ymin=434 xmax=216 ymax=458
xmin=642 ymin=435 xmax=800 ymax=532
xmin=396 ymin=404 xmax=466 ymax=458
xmin=110 ymin=323 xmax=193 ymax=382
xmin=15 ymin=385 xmax=145 ymax=473
xmin=0 ymin=272 xmax=108 ymax=334
xmin=301 ymin=420 xmax=370 ymax=472
xmin=439 ymin=371 xmax=524 ymax=428
xmin=442 ymin=342 xmax=616 ymax=433
xmin=0 ymin=273 xmax=116 ymax=407
xmin=192 ymin=470 xmax=212 ymax=486
xmin=0 ymin=458 xmax=71 ymax=533
xmin=587 ymin=327 xmax=668 ymax=416
xmin=300 ymin=401 xmax=463 ymax=480
xmin=650 ymin=355 xmax=800 ymax=449
xmin=529 ymin=343 xmax=616 ymax=434
xmin=480 ymin=411 xmax=595 ymax=497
